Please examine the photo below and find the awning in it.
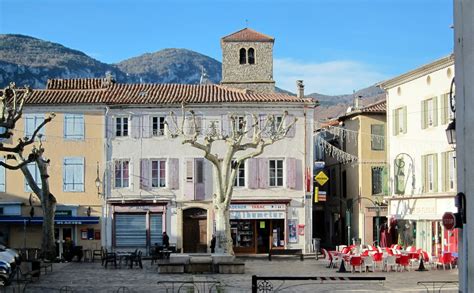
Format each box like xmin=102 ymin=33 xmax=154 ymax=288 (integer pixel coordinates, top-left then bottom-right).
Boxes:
xmin=0 ymin=216 xmax=100 ymax=225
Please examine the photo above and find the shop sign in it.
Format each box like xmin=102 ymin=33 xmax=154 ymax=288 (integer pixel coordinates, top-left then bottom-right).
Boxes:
xmin=56 ymin=220 xmax=83 ymax=225
xmin=230 ymin=211 xmax=285 ymax=220
xmin=114 ymin=205 xmax=165 ymax=213
xmin=230 ymin=204 xmax=286 ymax=211
xmin=55 ymin=210 xmax=72 ymax=217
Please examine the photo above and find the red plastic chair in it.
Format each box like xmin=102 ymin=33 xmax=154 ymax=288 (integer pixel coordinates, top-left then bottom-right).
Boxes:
xmin=361 ymin=250 xmax=369 ymax=257
xmin=397 ymin=255 xmax=410 ymax=271
xmin=341 ymin=247 xmax=351 ymax=255
xmin=408 ymin=246 xmax=417 ymax=252
xmin=350 ymin=256 xmax=363 ymax=273
xmin=372 ymin=252 xmax=383 ymax=270
xmin=437 ymin=252 xmax=453 ymax=270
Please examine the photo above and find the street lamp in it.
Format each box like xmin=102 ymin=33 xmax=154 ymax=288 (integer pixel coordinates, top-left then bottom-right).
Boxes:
xmin=446 ymin=77 xmax=456 ymax=146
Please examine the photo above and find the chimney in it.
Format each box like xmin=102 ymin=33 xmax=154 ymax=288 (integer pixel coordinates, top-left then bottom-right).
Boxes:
xmin=354 ymin=95 xmax=362 ymax=110
xmin=296 ymin=80 xmax=304 ymax=98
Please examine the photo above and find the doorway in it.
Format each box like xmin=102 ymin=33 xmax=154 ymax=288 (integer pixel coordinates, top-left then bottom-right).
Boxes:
xmin=183 ymin=208 xmax=207 ymax=253
xmin=55 ymin=226 xmax=73 ymax=258
xmin=257 ymin=220 xmax=270 ymax=253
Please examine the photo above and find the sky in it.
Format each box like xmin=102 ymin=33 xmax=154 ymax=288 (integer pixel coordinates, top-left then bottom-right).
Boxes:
xmin=0 ymin=0 xmax=453 ymax=95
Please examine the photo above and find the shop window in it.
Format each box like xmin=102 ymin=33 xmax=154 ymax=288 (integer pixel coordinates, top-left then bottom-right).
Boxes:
xmin=231 ymin=220 xmax=254 ymax=248
xmin=115 ymin=117 xmax=129 ymax=137
xmin=151 ymin=160 xmax=166 ymax=187
xmin=114 ymin=160 xmax=130 ymax=188
xmin=25 ymin=162 xmax=42 ymax=192
xmin=233 ymin=161 xmax=245 ymax=187
xmin=63 ymin=157 xmax=84 ymax=192
xmin=269 ymin=159 xmax=283 ymax=187
xmin=64 ymin=114 xmax=84 ymax=140
xmin=151 ymin=116 xmax=165 ymax=136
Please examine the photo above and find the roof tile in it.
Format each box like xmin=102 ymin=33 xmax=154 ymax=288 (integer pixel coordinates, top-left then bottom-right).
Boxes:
xmin=221 ymin=28 xmax=274 ymax=42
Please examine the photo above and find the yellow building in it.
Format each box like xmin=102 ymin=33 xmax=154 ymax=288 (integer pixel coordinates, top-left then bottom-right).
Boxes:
xmin=0 ymin=80 xmax=105 ymax=257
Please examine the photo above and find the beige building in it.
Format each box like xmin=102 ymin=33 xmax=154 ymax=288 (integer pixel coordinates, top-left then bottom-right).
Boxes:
xmin=0 ymin=79 xmax=105 ymax=257
xmin=317 ymin=99 xmax=387 ymax=247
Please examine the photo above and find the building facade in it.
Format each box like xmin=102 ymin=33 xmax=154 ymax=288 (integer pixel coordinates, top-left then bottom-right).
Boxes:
xmin=380 ymin=55 xmax=458 ymax=257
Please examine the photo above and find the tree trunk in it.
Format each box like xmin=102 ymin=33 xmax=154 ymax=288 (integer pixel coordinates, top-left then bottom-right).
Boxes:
xmin=41 ymin=193 xmax=56 ymax=260
xmin=214 ymin=202 xmax=234 ymax=255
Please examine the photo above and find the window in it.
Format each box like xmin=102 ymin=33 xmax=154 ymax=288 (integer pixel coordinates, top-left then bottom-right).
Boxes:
xmin=248 ymin=48 xmax=255 ymax=64
xmin=63 ymin=157 xmax=84 ymax=192
xmin=393 ymin=107 xmax=407 ymax=135
xmin=239 ymin=48 xmax=247 ymax=64
xmin=114 ymin=160 xmax=130 ymax=188
xmin=64 ymin=114 xmax=84 ymax=140
xmin=371 ymin=124 xmax=385 ymax=150
xmin=24 ymin=114 xmax=45 ymax=138
xmin=421 ymin=97 xmax=438 ymax=129
xmin=233 ymin=116 xmax=245 ymax=133
xmin=371 ymin=167 xmax=384 ymax=195
xmin=206 ymin=119 xmax=221 ymax=135
xmin=151 ymin=160 xmax=166 ymax=187
xmin=269 ymin=159 xmax=283 ymax=187
xmin=233 ymin=161 xmax=245 ymax=187
xmin=115 ymin=117 xmax=129 ymax=137
xmin=152 ymin=116 xmax=165 ymax=136
xmin=196 ymin=160 xmax=204 ymax=184
xmin=25 ymin=162 xmax=42 ymax=192
xmin=0 ymin=158 xmax=5 ymax=192
xmin=442 ymin=151 xmax=456 ymax=192
xmin=440 ymin=93 xmax=455 ymax=125
xmin=422 ymin=154 xmax=438 ymax=193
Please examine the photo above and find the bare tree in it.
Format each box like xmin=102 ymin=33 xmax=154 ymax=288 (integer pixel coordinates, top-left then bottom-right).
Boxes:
xmin=167 ymin=105 xmax=296 ymax=254
xmin=0 ymin=83 xmax=56 ymax=260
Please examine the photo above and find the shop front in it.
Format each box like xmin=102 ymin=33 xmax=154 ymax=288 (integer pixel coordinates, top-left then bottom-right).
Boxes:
xmin=230 ymin=202 xmax=288 ymax=254
xmin=112 ymin=204 xmax=167 ymax=252
xmin=389 ymin=195 xmax=458 ymax=257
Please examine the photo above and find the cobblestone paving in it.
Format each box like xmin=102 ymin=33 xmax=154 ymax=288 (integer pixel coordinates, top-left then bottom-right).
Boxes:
xmin=9 ymin=257 xmax=459 ymax=293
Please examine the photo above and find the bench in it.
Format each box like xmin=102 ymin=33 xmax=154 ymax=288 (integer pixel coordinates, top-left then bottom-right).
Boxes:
xmin=215 ymin=262 xmax=245 ymax=274
xmin=268 ymin=249 xmax=304 ymax=261
xmin=40 ymin=262 xmax=53 ymax=274
xmin=156 ymin=260 xmax=185 ymax=274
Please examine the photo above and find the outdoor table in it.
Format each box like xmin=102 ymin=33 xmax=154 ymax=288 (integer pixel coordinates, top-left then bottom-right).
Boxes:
xmin=116 ymin=252 xmax=133 ymax=268
xmin=160 ymin=249 xmax=172 ymax=259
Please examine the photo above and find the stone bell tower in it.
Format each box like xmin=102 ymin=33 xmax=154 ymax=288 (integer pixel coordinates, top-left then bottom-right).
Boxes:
xmin=220 ymin=28 xmax=275 ymax=93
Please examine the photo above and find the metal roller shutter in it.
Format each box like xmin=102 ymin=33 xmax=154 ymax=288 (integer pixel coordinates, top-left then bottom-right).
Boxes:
xmin=150 ymin=213 xmax=163 ymax=246
xmin=115 ymin=214 xmax=146 ymax=248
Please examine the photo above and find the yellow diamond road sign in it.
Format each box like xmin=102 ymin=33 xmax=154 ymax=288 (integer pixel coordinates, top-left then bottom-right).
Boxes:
xmin=314 ymin=171 xmax=329 ymax=186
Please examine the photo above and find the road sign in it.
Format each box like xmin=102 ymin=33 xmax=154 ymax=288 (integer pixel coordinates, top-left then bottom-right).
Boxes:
xmin=314 ymin=187 xmax=319 ymax=203
xmin=314 ymin=171 xmax=329 ymax=186
xmin=442 ymin=212 xmax=456 ymax=230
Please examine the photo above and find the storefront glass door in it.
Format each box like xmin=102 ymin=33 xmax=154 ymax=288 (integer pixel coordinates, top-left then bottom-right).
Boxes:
xmin=55 ymin=226 xmax=73 ymax=258
xmin=257 ymin=220 xmax=270 ymax=253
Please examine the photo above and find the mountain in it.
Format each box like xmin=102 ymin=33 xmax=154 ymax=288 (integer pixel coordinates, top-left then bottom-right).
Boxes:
xmin=0 ymin=34 xmax=128 ymax=88
xmin=116 ymin=48 xmax=221 ymax=84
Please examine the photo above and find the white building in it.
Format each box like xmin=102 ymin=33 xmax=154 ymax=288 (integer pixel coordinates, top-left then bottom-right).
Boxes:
xmin=380 ymin=55 xmax=458 ymax=256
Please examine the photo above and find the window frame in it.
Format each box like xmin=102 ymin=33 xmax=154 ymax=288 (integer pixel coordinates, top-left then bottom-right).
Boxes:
xmin=239 ymin=48 xmax=247 ymax=65
xmin=24 ymin=114 xmax=46 ymax=139
xmin=371 ymin=166 xmax=384 ymax=195
xmin=114 ymin=159 xmax=130 ymax=189
xmin=233 ymin=160 xmax=246 ymax=187
xmin=115 ymin=116 xmax=129 ymax=137
xmin=25 ymin=162 xmax=42 ymax=192
xmin=151 ymin=159 xmax=167 ymax=188
xmin=64 ymin=113 xmax=85 ymax=140
xmin=248 ymin=48 xmax=255 ymax=64
xmin=371 ymin=124 xmax=385 ymax=151
xmin=447 ymin=151 xmax=456 ymax=191
xmin=268 ymin=159 xmax=284 ymax=187
xmin=63 ymin=157 xmax=85 ymax=192
xmin=151 ymin=116 xmax=166 ymax=137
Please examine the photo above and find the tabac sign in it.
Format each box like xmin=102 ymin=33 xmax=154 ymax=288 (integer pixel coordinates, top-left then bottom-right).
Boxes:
xmin=314 ymin=171 xmax=329 ymax=186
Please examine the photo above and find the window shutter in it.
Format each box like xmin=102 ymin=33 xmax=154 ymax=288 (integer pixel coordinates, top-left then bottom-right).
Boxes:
xmin=286 ymin=157 xmax=296 ymax=189
xmin=441 ymin=152 xmax=447 ymax=192
xmin=285 ymin=115 xmax=296 ymax=138
xmin=421 ymin=155 xmax=427 ymax=193
xmin=195 ymin=115 xmax=203 ymax=135
xmin=248 ymin=158 xmax=259 ymax=189
xmin=392 ymin=110 xmax=398 ymax=135
xmin=184 ymin=159 xmax=195 ymax=200
xmin=195 ymin=158 xmax=205 ymax=200
xmin=259 ymin=115 xmax=269 ymax=138
xmin=107 ymin=115 xmax=115 ymax=139
xmin=382 ymin=166 xmax=388 ymax=195
xmin=221 ymin=114 xmax=229 ymax=137
xmin=258 ymin=158 xmax=269 ymax=188
xmin=131 ymin=115 xmax=141 ymax=139
xmin=402 ymin=106 xmax=407 ymax=134
xmin=142 ymin=115 xmax=151 ymax=138
xmin=440 ymin=94 xmax=447 ymax=125
xmin=432 ymin=96 xmax=438 ymax=127
xmin=433 ymin=154 xmax=438 ymax=192
xmin=165 ymin=115 xmax=177 ymax=138
xmin=168 ymin=158 xmax=179 ymax=190
xmin=246 ymin=115 xmax=254 ymax=138
xmin=421 ymin=101 xmax=427 ymax=129
xmin=140 ymin=159 xmax=150 ymax=190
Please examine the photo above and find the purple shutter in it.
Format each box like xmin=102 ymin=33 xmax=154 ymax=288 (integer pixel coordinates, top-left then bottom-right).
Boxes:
xmin=286 ymin=157 xmax=296 ymax=189
xmin=107 ymin=115 xmax=115 ymax=139
xmin=168 ymin=158 xmax=179 ymax=190
xmin=247 ymin=158 xmax=259 ymax=189
xmin=295 ymin=159 xmax=303 ymax=190
xmin=221 ymin=114 xmax=229 ymax=136
xmin=258 ymin=158 xmax=269 ymax=188
xmin=184 ymin=159 xmax=195 ymax=200
xmin=131 ymin=115 xmax=141 ymax=139
xmin=259 ymin=114 xmax=268 ymax=138
xmin=286 ymin=114 xmax=296 ymax=138
xmin=246 ymin=115 xmax=254 ymax=138
xmin=195 ymin=158 xmax=205 ymax=200
xmin=142 ymin=115 xmax=151 ymax=138
xmin=140 ymin=159 xmax=150 ymax=190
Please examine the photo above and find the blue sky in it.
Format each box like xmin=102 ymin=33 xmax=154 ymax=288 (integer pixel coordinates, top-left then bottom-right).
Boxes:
xmin=0 ymin=0 xmax=453 ymax=95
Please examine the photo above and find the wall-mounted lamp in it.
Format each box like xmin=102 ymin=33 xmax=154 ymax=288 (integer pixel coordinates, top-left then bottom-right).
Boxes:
xmin=446 ymin=77 xmax=456 ymax=146
xmin=86 ymin=206 xmax=92 ymax=217
xmin=95 ymin=161 xmax=105 ymax=199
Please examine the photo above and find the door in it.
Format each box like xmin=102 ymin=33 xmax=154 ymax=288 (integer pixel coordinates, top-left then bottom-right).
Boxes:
xmin=257 ymin=220 xmax=270 ymax=253
xmin=55 ymin=226 xmax=73 ymax=258
xmin=182 ymin=208 xmax=207 ymax=253
xmin=115 ymin=213 xmax=147 ymax=249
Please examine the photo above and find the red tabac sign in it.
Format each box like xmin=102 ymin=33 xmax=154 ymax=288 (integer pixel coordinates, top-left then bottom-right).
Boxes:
xmin=442 ymin=212 xmax=456 ymax=230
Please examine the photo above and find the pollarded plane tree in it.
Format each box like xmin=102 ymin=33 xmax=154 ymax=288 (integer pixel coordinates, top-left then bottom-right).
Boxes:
xmin=0 ymin=83 xmax=56 ymax=260
xmin=167 ymin=105 xmax=296 ymax=254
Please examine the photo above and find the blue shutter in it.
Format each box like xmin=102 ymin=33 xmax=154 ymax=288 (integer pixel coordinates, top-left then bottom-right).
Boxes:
xmin=63 ymin=157 xmax=84 ymax=192
xmin=115 ymin=214 xmax=147 ymax=248
xmin=64 ymin=114 xmax=84 ymax=140
xmin=150 ymin=214 xmax=164 ymax=246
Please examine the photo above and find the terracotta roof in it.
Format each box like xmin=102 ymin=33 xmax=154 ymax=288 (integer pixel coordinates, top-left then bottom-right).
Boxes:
xmin=221 ymin=28 xmax=274 ymax=42
xmin=46 ymin=78 xmax=113 ymax=90
xmin=26 ymin=80 xmax=310 ymax=106
xmin=338 ymin=99 xmax=386 ymax=121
